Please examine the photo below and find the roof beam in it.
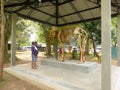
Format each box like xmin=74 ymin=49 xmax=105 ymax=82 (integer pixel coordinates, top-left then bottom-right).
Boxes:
xmin=33 ymin=2 xmax=54 ymax=7
xmin=87 ymin=0 xmax=98 ymax=5
xmin=112 ymin=0 xmax=120 ymax=13
xmin=48 ymin=1 xmax=56 ymax=5
xmin=61 ymin=17 xmax=67 ymax=23
xmin=46 ymin=15 xmax=54 ymax=21
xmin=13 ymin=5 xmax=31 ymax=13
xmin=59 ymin=6 xmax=100 ymax=18
xmin=30 ymin=6 xmax=56 ymax=17
xmin=18 ymin=12 xmax=55 ymax=26
xmin=111 ymin=2 xmax=120 ymax=12
xmin=58 ymin=13 xmax=118 ymax=26
xmin=39 ymin=0 xmax=56 ymax=3
xmin=27 ymin=9 xmax=33 ymax=16
xmin=87 ymin=0 xmax=101 ymax=6
xmin=4 ymin=0 xmax=54 ymax=8
xmin=58 ymin=17 xmax=101 ymax=26
xmin=69 ymin=2 xmax=83 ymax=20
xmin=58 ymin=0 xmax=74 ymax=6
xmin=4 ymin=1 xmax=38 ymax=8
xmin=59 ymin=13 xmax=67 ymax=23
xmin=5 ymin=10 xmax=55 ymax=26
xmin=56 ymin=0 xmax=59 ymax=25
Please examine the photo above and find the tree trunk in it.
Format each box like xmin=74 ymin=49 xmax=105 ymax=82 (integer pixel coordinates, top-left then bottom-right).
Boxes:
xmin=52 ymin=38 xmax=58 ymax=60
xmin=85 ymin=37 xmax=89 ymax=55
xmin=4 ymin=40 xmax=10 ymax=62
xmin=4 ymin=15 xmax=12 ymax=62
xmin=46 ymin=38 xmax=52 ymax=57
xmin=91 ymin=34 xmax=100 ymax=60
xmin=0 ymin=0 xmax=6 ymax=81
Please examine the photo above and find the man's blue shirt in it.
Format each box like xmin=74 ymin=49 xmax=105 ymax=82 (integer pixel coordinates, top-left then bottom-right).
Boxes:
xmin=31 ymin=45 xmax=37 ymax=55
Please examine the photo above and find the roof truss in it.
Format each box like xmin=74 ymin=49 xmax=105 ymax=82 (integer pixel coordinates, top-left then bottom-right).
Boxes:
xmin=4 ymin=0 xmax=120 ymax=26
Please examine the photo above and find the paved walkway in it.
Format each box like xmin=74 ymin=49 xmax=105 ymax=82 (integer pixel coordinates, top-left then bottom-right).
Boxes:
xmin=4 ymin=58 xmax=120 ymax=90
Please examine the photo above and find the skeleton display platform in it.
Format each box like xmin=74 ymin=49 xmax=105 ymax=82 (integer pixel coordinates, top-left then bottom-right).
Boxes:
xmin=40 ymin=59 xmax=97 ymax=73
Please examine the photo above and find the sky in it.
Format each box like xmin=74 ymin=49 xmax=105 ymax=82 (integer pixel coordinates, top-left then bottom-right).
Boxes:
xmin=30 ymin=33 xmax=37 ymax=42
xmin=28 ymin=26 xmax=38 ymax=42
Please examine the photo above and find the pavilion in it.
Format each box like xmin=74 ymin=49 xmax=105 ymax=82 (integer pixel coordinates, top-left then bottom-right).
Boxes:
xmin=4 ymin=0 xmax=120 ymax=90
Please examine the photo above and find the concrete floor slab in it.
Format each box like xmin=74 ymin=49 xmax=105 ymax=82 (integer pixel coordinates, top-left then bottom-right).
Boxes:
xmin=4 ymin=60 xmax=120 ymax=90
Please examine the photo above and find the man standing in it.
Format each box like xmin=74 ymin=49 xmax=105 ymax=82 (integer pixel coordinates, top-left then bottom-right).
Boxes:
xmin=35 ymin=42 xmax=38 ymax=67
xmin=31 ymin=42 xmax=38 ymax=69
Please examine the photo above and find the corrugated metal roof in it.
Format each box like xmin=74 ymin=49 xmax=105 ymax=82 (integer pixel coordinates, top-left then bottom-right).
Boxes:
xmin=4 ymin=0 xmax=120 ymax=26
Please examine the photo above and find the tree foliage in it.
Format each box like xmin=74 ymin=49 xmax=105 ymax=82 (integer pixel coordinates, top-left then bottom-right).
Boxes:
xmin=111 ymin=17 xmax=117 ymax=46
xmin=81 ymin=20 xmax=101 ymax=59
xmin=37 ymin=23 xmax=52 ymax=57
xmin=16 ymin=18 xmax=39 ymax=46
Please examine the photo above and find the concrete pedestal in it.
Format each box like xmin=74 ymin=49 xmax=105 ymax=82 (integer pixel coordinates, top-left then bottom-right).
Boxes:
xmin=41 ymin=59 xmax=97 ymax=73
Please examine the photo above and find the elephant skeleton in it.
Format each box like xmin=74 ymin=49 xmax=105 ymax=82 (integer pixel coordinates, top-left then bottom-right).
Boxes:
xmin=58 ymin=26 xmax=87 ymax=63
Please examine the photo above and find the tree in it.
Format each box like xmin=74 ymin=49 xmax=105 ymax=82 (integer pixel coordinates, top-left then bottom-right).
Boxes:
xmin=16 ymin=18 xmax=39 ymax=46
xmin=0 ymin=0 xmax=6 ymax=81
xmin=4 ymin=14 xmax=12 ymax=62
xmin=81 ymin=20 xmax=101 ymax=59
xmin=0 ymin=14 xmax=12 ymax=63
xmin=36 ymin=25 xmax=45 ymax=43
xmin=37 ymin=23 xmax=52 ymax=57
xmin=111 ymin=17 xmax=117 ymax=46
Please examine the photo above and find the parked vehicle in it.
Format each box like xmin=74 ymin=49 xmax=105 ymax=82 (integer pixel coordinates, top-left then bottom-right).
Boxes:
xmin=90 ymin=46 xmax=102 ymax=53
